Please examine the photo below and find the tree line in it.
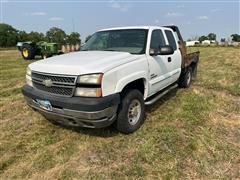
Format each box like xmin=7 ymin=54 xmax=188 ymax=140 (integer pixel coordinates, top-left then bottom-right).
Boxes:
xmin=0 ymin=23 xmax=82 ymax=47
xmin=189 ymin=32 xmax=240 ymax=43
xmin=1 ymin=23 xmax=239 ymax=47
xmin=198 ymin=33 xmax=217 ymax=42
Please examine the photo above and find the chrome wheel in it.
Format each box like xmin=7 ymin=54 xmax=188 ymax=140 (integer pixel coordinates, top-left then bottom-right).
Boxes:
xmin=128 ymin=99 xmax=141 ymax=125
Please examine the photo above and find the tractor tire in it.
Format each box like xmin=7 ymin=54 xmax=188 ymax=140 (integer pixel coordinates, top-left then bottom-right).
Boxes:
xmin=21 ymin=44 xmax=35 ymax=60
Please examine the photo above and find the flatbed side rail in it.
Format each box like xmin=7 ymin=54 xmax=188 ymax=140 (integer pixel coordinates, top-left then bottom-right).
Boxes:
xmin=184 ymin=51 xmax=200 ymax=67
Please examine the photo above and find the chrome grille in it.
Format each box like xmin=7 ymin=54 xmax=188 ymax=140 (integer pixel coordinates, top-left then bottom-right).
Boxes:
xmin=32 ymin=72 xmax=76 ymax=85
xmin=31 ymin=71 xmax=77 ymax=97
xmin=33 ymin=82 xmax=74 ymax=96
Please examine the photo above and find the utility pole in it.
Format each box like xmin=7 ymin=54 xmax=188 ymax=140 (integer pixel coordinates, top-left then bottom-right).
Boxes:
xmin=72 ymin=18 xmax=75 ymax=32
xmin=0 ymin=0 xmax=3 ymax=23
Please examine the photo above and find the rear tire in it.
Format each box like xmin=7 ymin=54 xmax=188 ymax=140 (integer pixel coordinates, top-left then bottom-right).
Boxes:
xmin=21 ymin=44 xmax=35 ymax=60
xmin=115 ymin=89 xmax=145 ymax=134
xmin=178 ymin=67 xmax=192 ymax=88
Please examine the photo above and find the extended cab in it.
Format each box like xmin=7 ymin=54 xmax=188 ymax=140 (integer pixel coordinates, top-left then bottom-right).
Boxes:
xmin=22 ymin=26 xmax=200 ymax=134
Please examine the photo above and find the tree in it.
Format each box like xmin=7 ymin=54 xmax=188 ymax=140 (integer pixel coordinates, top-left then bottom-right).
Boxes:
xmin=0 ymin=23 xmax=18 ymax=47
xmin=27 ymin=31 xmax=45 ymax=42
xmin=208 ymin=33 xmax=216 ymax=41
xmin=220 ymin=38 xmax=226 ymax=42
xmin=198 ymin=35 xmax=208 ymax=42
xmin=18 ymin=31 xmax=45 ymax=43
xmin=46 ymin=27 xmax=66 ymax=44
xmin=66 ymin=32 xmax=81 ymax=45
xmin=231 ymin=34 xmax=240 ymax=42
xmin=85 ymin=35 xmax=92 ymax=43
xmin=18 ymin=31 xmax=29 ymax=42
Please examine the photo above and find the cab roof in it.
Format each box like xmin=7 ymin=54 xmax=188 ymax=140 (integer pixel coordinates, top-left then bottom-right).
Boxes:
xmin=98 ymin=26 xmax=171 ymax=32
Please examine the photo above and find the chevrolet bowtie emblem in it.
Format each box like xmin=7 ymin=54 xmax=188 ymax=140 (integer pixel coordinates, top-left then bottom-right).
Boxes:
xmin=43 ymin=79 xmax=53 ymax=87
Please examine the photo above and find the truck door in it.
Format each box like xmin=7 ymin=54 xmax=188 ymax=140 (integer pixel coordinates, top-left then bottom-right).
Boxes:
xmin=164 ymin=30 xmax=182 ymax=84
xmin=147 ymin=29 xmax=172 ymax=96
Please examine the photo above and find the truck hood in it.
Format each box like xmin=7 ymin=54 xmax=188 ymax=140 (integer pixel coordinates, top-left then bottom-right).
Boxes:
xmin=29 ymin=51 xmax=142 ymax=75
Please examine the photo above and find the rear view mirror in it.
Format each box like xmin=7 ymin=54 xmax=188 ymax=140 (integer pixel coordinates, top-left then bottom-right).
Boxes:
xmin=149 ymin=45 xmax=174 ymax=56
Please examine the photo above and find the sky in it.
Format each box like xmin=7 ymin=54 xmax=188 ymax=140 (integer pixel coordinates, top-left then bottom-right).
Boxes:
xmin=0 ymin=0 xmax=239 ymax=41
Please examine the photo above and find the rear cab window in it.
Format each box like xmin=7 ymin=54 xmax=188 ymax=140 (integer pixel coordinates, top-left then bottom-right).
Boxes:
xmin=164 ymin=30 xmax=177 ymax=51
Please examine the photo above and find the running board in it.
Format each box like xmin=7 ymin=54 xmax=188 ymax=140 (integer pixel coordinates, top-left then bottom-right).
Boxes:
xmin=145 ymin=84 xmax=178 ymax=105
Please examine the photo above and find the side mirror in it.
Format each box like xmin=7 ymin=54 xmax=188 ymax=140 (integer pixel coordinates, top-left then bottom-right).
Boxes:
xmin=149 ymin=46 xmax=174 ymax=56
xmin=159 ymin=46 xmax=174 ymax=55
xmin=149 ymin=48 xmax=158 ymax=56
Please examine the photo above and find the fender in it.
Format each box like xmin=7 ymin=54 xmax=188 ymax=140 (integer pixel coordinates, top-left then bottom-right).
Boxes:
xmin=115 ymin=71 xmax=148 ymax=99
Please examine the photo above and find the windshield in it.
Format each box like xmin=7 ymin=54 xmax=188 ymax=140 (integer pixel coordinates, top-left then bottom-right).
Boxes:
xmin=81 ymin=29 xmax=148 ymax=54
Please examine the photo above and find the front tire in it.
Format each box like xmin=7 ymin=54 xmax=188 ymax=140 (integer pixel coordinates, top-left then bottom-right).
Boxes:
xmin=115 ymin=89 xmax=145 ymax=134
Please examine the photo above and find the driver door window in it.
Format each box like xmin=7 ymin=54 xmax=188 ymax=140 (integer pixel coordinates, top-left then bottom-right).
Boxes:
xmin=150 ymin=30 xmax=166 ymax=49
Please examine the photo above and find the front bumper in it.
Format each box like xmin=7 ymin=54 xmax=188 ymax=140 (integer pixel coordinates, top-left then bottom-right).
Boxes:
xmin=22 ymin=85 xmax=120 ymax=128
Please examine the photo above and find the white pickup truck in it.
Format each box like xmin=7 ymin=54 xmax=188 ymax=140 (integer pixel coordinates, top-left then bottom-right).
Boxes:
xmin=22 ymin=26 xmax=199 ymax=134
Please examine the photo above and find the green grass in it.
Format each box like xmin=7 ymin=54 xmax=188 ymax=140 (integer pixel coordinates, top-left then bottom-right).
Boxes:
xmin=0 ymin=47 xmax=240 ymax=179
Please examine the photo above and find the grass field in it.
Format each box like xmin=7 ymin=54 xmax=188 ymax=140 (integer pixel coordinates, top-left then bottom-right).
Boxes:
xmin=0 ymin=47 xmax=240 ymax=179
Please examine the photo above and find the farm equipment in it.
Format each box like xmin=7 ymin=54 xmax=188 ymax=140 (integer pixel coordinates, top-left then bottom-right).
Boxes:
xmin=17 ymin=41 xmax=63 ymax=60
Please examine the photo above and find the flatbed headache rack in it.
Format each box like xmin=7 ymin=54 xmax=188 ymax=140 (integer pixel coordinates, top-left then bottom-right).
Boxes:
xmin=164 ymin=25 xmax=200 ymax=68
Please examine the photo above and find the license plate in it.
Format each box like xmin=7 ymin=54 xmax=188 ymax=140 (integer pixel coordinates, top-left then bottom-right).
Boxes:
xmin=35 ymin=99 xmax=52 ymax=111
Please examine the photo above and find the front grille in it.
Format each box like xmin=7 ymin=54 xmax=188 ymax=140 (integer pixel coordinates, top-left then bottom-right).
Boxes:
xmin=33 ymin=82 xmax=74 ymax=96
xmin=32 ymin=72 xmax=76 ymax=85
xmin=31 ymin=71 xmax=77 ymax=97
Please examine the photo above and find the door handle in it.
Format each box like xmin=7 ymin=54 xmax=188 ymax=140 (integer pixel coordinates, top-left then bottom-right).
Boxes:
xmin=168 ymin=57 xmax=172 ymax=62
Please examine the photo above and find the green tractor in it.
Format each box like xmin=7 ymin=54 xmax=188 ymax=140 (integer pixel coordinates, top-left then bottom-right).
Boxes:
xmin=17 ymin=41 xmax=63 ymax=60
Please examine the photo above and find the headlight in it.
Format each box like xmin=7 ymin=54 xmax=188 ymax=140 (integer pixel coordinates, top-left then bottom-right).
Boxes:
xmin=26 ymin=67 xmax=31 ymax=76
xmin=75 ymin=74 xmax=103 ymax=97
xmin=26 ymin=67 xmax=33 ymax=87
xmin=77 ymin=73 xmax=103 ymax=84
xmin=74 ymin=87 xmax=102 ymax=97
xmin=26 ymin=74 xmax=33 ymax=87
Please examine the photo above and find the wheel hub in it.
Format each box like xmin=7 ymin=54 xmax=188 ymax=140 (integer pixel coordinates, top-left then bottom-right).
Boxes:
xmin=23 ymin=49 xmax=29 ymax=57
xmin=128 ymin=99 xmax=141 ymax=125
xmin=187 ymin=71 xmax=191 ymax=85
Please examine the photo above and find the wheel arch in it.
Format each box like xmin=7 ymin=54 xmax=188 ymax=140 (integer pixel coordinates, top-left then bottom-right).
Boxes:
xmin=116 ymin=76 xmax=148 ymax=99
